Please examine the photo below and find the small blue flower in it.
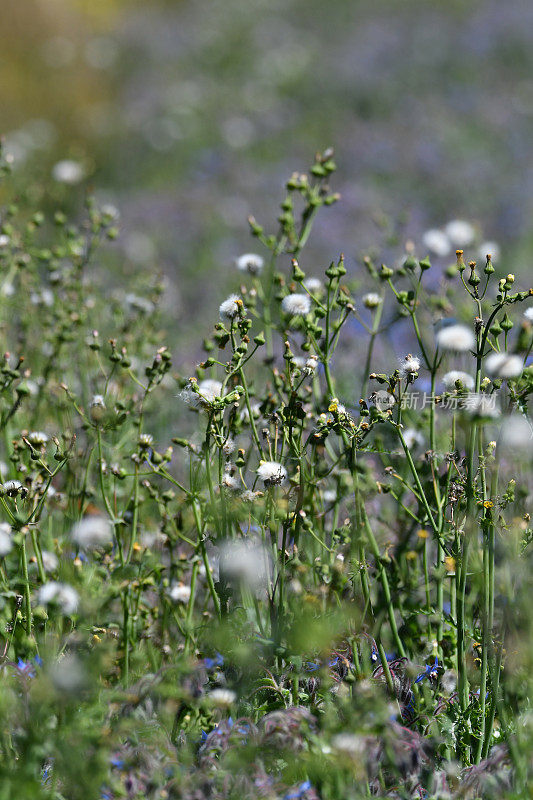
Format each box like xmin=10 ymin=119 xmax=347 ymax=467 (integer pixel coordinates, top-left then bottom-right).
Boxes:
xmin=415 ymin=657 xmax=440 ymax=684
xmin=284 ymin=780 xmax=312 ymax=799
xmin=203 ymin=652 xmax=224 ymax=670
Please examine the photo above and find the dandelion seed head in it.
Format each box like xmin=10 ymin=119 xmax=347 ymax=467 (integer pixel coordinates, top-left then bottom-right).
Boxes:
xmin=422 ymin=229 xmax=451 ymax=258
xmin=498 ymin=415 xmax=533 ymax=452
xmin=485 ymin=352 xmax=523 ymax=379
xmin=41 ymin=550 xmax=59 ymax=572
xmin=436 ymin=323 xmax=475 ymax=352
xmin=0 ymin=523 xmax=12 ymax=557
xmin=524 ymin=307 xmax=533 ymax=323
xmin=219 ymin=538 xmax=272 ymax=593
xmin=403 ymin=428 xmax=425 ymax=450
xmin=442 ymin=370 xmax=475 ymax=391
xmin=208 ymin=688 xmax=236 ymax=707
xmin=236 ymin=253 xmax=264 ymax=275
xmin=445 ymin=219 xmax=475 ymax=247
xmin=71 ymin=515 xmax=113 ymax=550
xmin=399 ymin=354 xmax=421 ymax=377
xmin=257 ymin=460 xmax=287 ymax=486
xmin=282 ymin=293 xmax=311 ymax=316
xmin=52 ymin=159 xmax=85 ymax=185
xmin=38 ymin=581 xmax=79 ymax=615
xmin=303 ymin=277 xmax=323 ymax=294
xmin=168 ymin=582 xmax=191 ymax=604
xmin=219 ymin=293 xmax=244 ymax=320
xmin=478 ymin=241 xmax=500 ymax=262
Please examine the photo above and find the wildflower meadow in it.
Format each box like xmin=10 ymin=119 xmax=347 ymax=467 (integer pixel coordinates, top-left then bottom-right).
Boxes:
xmin=0 ymin=142 xmax=532 ymax=800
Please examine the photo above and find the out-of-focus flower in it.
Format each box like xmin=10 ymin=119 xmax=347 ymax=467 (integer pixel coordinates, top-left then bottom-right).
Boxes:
xmin=49 ymin=653 xmax=85 ymax=693
xmin=208 ymin=688 xmax=236 ymax=707
xmin=37 ymin=581 xmax=79 ymax=614
xmin=498 ymin=415 xmax=533 ymax=452
xmin=436 ymin=323 xmax=475 ymax=352
xmin=331 ymin=732 xmax=366 ymax=757
xmin=52 ymin=159 xmax=85 ymax=185
xmin=445 ymin=220 xmax=475 ymax=247
xmin=27 ymin=431 xmax=49 ymax=447
xmin=443 ymin=370 xmax=475 ymax=390
xmin=282 ymin=293 xmax=311 ymax=316
xmin=403 ymin=428 xmax=424 ymax=450
xmin=422 ymin=229 xmax=451 ymax=258
xmin=485 ymin=352 xmax=523 ymax=379
xmin=303 ymin=277 xmax=323 ymax=294
xmin=219 ymin=294 xmax=244 ymax=319
xmin=71 ymin=516 xmax=113 ymax=550
xmin=524 ymin=307 xmax=533 ymax=323
xmin=218 ymin=538 xmax=272 ymax=593
xmin=168 ymin=582 xmax=192 ymax=604
xmin=41 ymin=550 xmax=59 ymax=572
xmin=362 ymin=292 xmax=382 ymax=309
xmin=464 ymin=393 xmax=499 ymax=420
xmin=236 ymin=253 xmax=264 ymax=275
xmin=478 ymin=241 xmax=500 ymax=262
xmin=0 ymin=522 xmax=12 ymax=556
xmin=257 ymin=460 xmax=287 ymax=486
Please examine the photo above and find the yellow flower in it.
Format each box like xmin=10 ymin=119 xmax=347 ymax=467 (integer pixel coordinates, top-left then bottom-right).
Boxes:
xmin=417 ymin=529 xmax=429 ymax=540
xmin=444 ymin=556 xmax=456 ymax=572
xmin=483 ymin=500 xmax=494 ymax=509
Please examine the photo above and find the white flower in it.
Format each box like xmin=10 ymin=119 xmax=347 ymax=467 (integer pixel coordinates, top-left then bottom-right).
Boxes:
xmin=445 ymin=219 xmax=475 ymax=247
xmin=0 ymin=522 xmax=12 ymax=557
xmin=219 ymin=294 xmax=243 ymax=320
xmin=257 ymin=460 xmax=287 ymax=486
xmin=498 ymin=415 xmax=533 ymax=452
xmin=399 ymin=354 xmax=421 ymax=377
xmin=282 ymin=293 xmax=311 ymax=316
xmin=38 ymin=581 xmax=79 ymax=615
xmin=323 ymin=489 xmax=337 ymax=503
xmin=236 ymin=253 xmax=264 ymax=275
xmin=208 ymin=688 xmax=236 ymax=707
xmin=0 ymin=234 xmax=11 ymax=248
xmin=403 ymin=428 xmax=425 ymax=450
xmin=478 ymin=241 xmax=500 ymax=262
xmin=422 ymin=229 xmax=451 ymax=258
xmin=138 ymin=433 xmax=154 ymax=448
xmin=435 ymin=323 xmax=475 ymax=352
xmin=71 ymin=515 xmax=113 ymax=550
xmin=52 ymin=159 xmax=85 ymax=185
xmin=362 ymin=292 xmax=381 ymax=309
xmin=168 ymin=582 xmax=191 ymax=604
xmin=524 ymin=307 xmax=533 ymax=323
xmin=485 ymin=352 xmax=523 ymax=379
xmin=3 ymin=480 xmax=22 ymax=496
xmin=443 ymin=371 xmax=475 ymax=391
xmin=218 ymin=538 xmax=272 ymax=593
xmin=41 ymin=550 xmax=59 ymax=572
xmin=303 ymin=277 xmax=323 ymax=294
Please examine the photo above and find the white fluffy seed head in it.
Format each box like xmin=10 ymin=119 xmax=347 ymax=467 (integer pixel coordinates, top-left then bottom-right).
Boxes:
xmin=181 ymin=379 xmax=223 ymax=409
xmin=362 ymin=292 xmax=382 ymax=309
xmin=445 ymin=219 xmax=475 ymax=246
xmin=37 ymin=582 xmax=79 ymax=615
xmin=478 ymin=241 xmax=500 ymax=262
xmin=399 ymin=354 xmax=421 ymax=377
xmin=219 ymin=294 xmax=244 ymax=320
xmin=41 ymin=550 xmax=59 ymax=572
xmin=71 ymin=515 xmax=113 ymax=550
xmin=403 ymin=428 xmax=425 ymax=450
xmin=435 ymin=324 xmax=475 ymax=352
xmin=442 ymin=371 xmax=475 ymax=391
xmin=236 ymin=253 xmax=264 ymax=275
xmin=52 ymin=159 xmax=85 ymax=185
xmin=168 ymin=582 xmax=191 ymax=604
xmin=305 ymin=355 xmax=318 ymax=374
xmin=303 ymin=277 xmax=323 ymax=294
xmin=422 ymin=229 xmax=451 ymax=258
xmin=0 ymin=522 xmax=12 ymax=557
xmin=281 ymin=293 xmax=311 ymax=316
xmin=485 ymin=352 xmax=523 ymax=379
xmin=524 ymin=307 xmax=533 ymax=323
xmin=208 ymin=688 xmax=236 ymax=707
xmin=498 ymin=415 xmax=533 ymax=453
xmin=218 ymin=538 xmax=272 ymax=593
xmin=464 ymin=393 xmax=500 ymax=419
xmin=27 ymin=431 xmax=49 ymax=447
xmin=257 ymin=460 xmax=287 ymax=486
